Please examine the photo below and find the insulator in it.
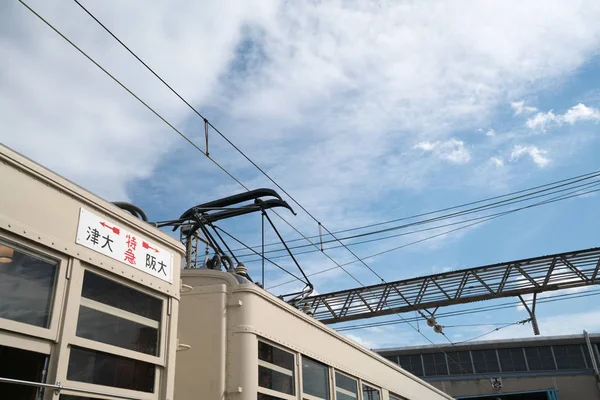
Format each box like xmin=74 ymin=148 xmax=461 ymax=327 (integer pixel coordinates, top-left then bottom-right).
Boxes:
xmin=426 ymin=317 xmax=437 ymax=327
xmin=433 ymin=324 xmax=443 ymax=334
xmin=235 ymin=263 xmax=248 ymax=275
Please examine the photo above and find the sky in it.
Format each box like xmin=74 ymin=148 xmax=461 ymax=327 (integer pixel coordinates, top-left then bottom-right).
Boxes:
xmin=1 ymin=0 xmax=600 ymax=351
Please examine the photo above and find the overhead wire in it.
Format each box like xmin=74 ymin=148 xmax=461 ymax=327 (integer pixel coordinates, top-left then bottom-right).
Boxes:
xmin=236 ymin=175 xmax=600 ymax=260
xmin=29 ymin=0 xmax=595 ymax=379
xmin=458 ymin=319 xmax=532 ymax=343
xmin=268 ymin=182 xmax=600 ymax=289
xmin=60 ymin=0 xmax=479 ymax=372
xmin=17 ymin=0 xmax=309 ymax=290
xmin=334 ymin=289 xmax=600 ymax=332
xmin=233 ymin=169 xmax=600 ymax=252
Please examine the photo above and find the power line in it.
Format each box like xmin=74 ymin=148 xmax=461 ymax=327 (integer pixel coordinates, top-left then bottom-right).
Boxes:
xmin=233 ymin=169 xmax=600 ymax=252
xmin=334 ymin=289 xmax=600 ymax=332
xmin=32 ymin=1 xmax=590 ymax=380
xmin=267 ymin=184 xmax=600 ymax=289
xmin=17 ymin=0 xmax=310 ymax=291
xmin=63 ymin=0 xmax=482 ymax=375
xmin=238 ymin=176 xmax=600 ymax=261
xmin=459 ymin=319 xmax=532 ymax=343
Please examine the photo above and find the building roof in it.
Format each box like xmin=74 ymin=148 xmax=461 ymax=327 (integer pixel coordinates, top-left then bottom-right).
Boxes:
xmin=374 ymin=331 xmax=600 ymax=355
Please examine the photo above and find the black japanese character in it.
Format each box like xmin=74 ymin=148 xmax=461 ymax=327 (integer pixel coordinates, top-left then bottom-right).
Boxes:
xmin=101 ymin=234 xmax=114 ymax=252
xmin=86 ymin=227 xmax=100 ymax=245
xmin=157 ymin=260 xmax=167 ymax=276
xmin=146 ymin=254 xmax=157 ymax=271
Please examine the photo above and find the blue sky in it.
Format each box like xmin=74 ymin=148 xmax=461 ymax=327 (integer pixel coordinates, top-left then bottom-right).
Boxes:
xmin=2 ymin=0 xmax=600 ymax=349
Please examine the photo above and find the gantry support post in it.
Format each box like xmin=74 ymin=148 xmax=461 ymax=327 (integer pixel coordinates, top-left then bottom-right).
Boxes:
xmin=518 ymin=293 xmax=540 ymax=335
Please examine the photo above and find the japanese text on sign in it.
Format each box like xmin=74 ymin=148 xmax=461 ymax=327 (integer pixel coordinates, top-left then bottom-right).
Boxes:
xmin=76 ymin=208 xmax=173 ymax=283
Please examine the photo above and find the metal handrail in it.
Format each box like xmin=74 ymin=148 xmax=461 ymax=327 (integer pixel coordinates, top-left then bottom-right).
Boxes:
xmin=0 ymin=376 xmax=145 ymax=400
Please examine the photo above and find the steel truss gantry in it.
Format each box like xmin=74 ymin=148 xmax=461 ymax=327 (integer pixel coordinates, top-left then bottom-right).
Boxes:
xmin=296 ymin=247 xmax=600 ymax=332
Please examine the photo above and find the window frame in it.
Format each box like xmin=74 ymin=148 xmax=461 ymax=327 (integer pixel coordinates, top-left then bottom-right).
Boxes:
xmin=360 ymin=382 xmax=382 ymax=400
xmin=257 ymin=338 xmax=297 ymax=400
xmin=71 ymin=266 xmax=168 ymax=365
xmin=54 ymin=261 xmax=167 ymax=399
xmin=333 ymin=370 xmax=359 ymax=400
xmin=300 ymin=354 xmax=331 ymax=400
xmin=0 ymin=234 xmax=68 ymax=341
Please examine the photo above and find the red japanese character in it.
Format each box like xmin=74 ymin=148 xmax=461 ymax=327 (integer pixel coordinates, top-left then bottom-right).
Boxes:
xmin=126 ymin=234 xmax=137 ymax=250
xmin=124 ymin=248 xmax=136 ymax=265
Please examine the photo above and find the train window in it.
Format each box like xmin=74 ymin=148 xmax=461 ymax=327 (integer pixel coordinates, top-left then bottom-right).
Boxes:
xmin=334 ymin=371 xmax=357 ymax=400
xmin=361 ymin=383 xmax=381 ymax=400
xmin=302 ymin=357 xmax=330 ymax=399
xmin=389 ymin=394 xmax=408 ymax=400
xmin=67 ymin=346 xmax=155 ymax=393
xmin=0 ymin=240 xmax=58 ymax=328
xmin=257 ymin=394 xmax=287 ymax=400
xmin=258 ymin=341 xmax=295 ymax=396
xmin=75 ymin=271 xmax=162 ymax=356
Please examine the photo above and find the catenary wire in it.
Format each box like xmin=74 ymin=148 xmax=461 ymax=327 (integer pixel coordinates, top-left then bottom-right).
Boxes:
xmin=17 ymin=0 xmax=313 ymax=290
xmin=62 ymin=0 xmax=471 ymax=361
xmin=458 ymin=319 xmax=532 ymax=343
xmin=267 ymin=184 xmax=600 ymax=289
xmin=31 ymin=1 xmax=586 ymax=379
xmin=334 ymin=289 xmax=600 ymax=332
xmin=234 ymin=169 xmax=600 ymax=252
xmin=238 ymin=177 xmax=600 ymax=261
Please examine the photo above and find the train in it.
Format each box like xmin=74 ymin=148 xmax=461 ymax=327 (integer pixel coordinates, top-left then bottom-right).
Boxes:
xmin=0 ymin=143 xmax=453 ymax=400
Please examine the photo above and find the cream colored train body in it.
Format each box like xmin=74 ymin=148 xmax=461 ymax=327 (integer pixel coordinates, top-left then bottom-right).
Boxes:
xmin=0 ymin=144 xmax=452 ymax=400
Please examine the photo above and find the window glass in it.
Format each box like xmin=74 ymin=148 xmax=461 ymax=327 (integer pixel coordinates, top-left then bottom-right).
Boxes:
xmin=471 ymin=349 xmax=500 ymax=373
xmin=259 ymin=341 xmax=295 ymax=371
xmin=361 ymin=384 xmax=381 ymax=400
xmin=447 ymin=351 xmax=473 ymax=375
xmin=61 ymin=397 xmax=112 ymax=400
xmin=399 ymin=354 xmax=424 ymax=377
xmin=67 ymin=346 xmax=155 ymax=393
xmin=0 ymin=240 xmax=58 ymax=328
xmin=335 ymin=372 xmax=357 ymax=400
xmin=258 ymin=341 xmax=295 ymax=396
xmin=554 ymin=345 xmax=586 ymax=370
xmin=498 ymin=348 xmax=527 ymax=372
xmin=257 ymin=394 xmax=286 ymax=400
xmin=76 ymin=271 xmax=161 ymax=356
xmin=389 ymin=395 xmax=408 ymax=400
xmin=422 ymin=353 xmax=448 ymax=376
xmin=259 ymin=366 xmax=294 ymax=395
xmin=0 ymin=345 xmax=48 ymax=400
xmin=525 ymin=346 xmax=555 ymax=371
xmin=302 ymin=357 xmax=329 ymax=399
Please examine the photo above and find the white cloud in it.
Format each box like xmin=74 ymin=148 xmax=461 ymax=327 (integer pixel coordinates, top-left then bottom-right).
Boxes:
xmin=2 ymin=0 xmax=600 ymax=242
xmin=511 ymin=100 xmax=538 ymax=115
xmin=510 ymin=145 xmax=550 ymax=167
xmin=489 ymin=156 xmax=504 ymax=167
xmin=525 ymin=111 xmax=559 ymax=131
xmin=563 ymin=103 xmax=600 ymax=124
xmin=485 ymin=128 xmax=496 ymax=137
xmin=414 ymin=139 xmax=471 ymax=164
xmin=526 ymin=103 xmax=600 ymax=131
